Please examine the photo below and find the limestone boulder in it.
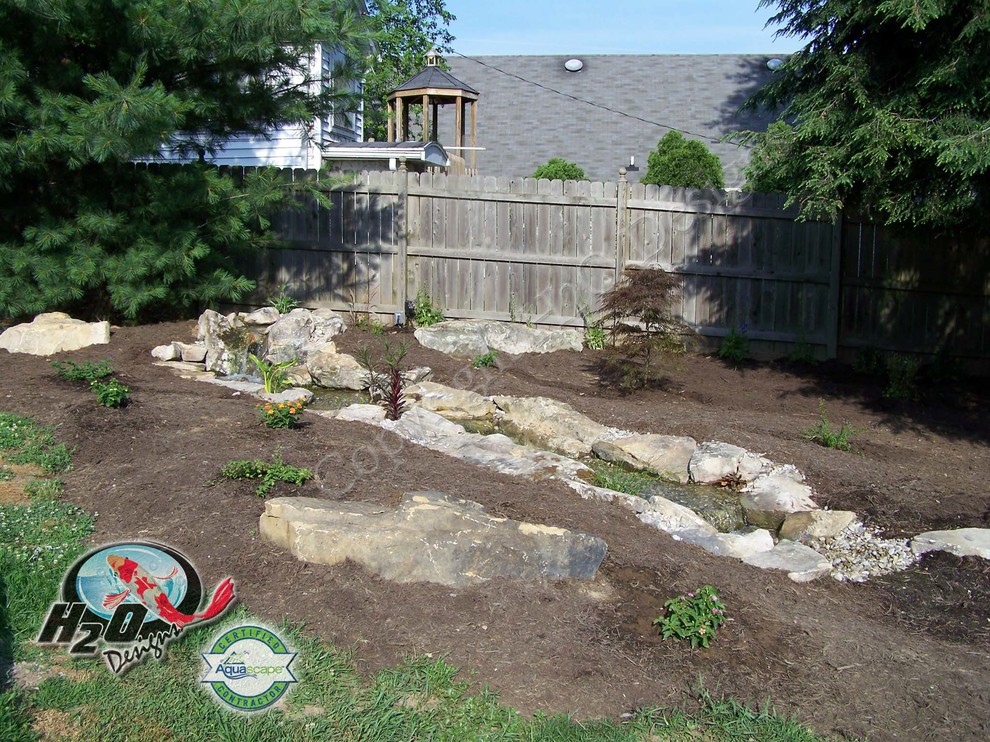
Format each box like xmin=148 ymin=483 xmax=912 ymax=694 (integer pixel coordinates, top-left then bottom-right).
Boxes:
xmin=265 ymin=308 xmax=347 ymax=364
xmin=592 ymin=434 xmax=697 ymax=484
xmin=672 ymin=528 xmax=776 ymax=560
xmin=0 ymin=313 xmax=110 ymax=356
xmin=741 ymin=466 xmax=818 ymax=530
xmin=260 ymin=492 xmax=608 ymax=587
xmin=565 ymin=480 xmax=651 ymax=514
xmin=641 ymin=495 xmax=718 ymax=534
xmin=383 ymin=407 xmax=593 ymax=482
xmin=151 ymin=343 xmax=181 ymax=361
xmin=241 ymin=307 xmax=280 ymax=325
xmin=197 ymin=309 xmax=255 ymax=374
xmin=742 ymin=540 xmax=832 ymax=583
xmin=176 ymin=342 xmax=207 ymax=364
xmin=405 ymin=382 xmax=496 ymax=421
xmin=688 ymin=441 xmax=770 ymax=485
xmin=492 ymin=395 xmax=610 ymax=457
xmin=779 ymin=510 xmax=858 ymax=542
xmin=415 ymin=320 xmax=582 ymax=357
xmin=911 ymin=528 xmax=990 ymax=559
xmin=307 ymin=347 xmax=368 ymax=390
xmin=330 ymin=404 xmax=387 ymax=424
xmin=257 ymin=388 xmax=313 ymax=405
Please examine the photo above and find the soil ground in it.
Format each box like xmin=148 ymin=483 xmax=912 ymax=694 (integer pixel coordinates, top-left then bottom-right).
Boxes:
xmin=2 ymin=319 xmax=988 ymax=741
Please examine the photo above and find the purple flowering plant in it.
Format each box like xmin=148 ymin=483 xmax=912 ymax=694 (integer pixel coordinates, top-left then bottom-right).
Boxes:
xmin=653 ymin=585 xmax=727 ymax=648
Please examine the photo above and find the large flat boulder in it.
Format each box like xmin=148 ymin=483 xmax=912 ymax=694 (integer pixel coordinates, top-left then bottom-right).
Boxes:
xmin=779 ymin=510 xmax=858 ymax=542
xmin=0 ymin=313 xmax=110 ymax=355
xmin=592 ymin=434 xmax=697 ymax=483
xmin=493 ymin=395 xmax=610 ymax=457
xmin=260 ymin=492 xmax=607 ymax=587
xmin=405 ymin=382 xmax=496 ymax=421
xmin=742 ymin=540 xmax=832 ymax=583
xmin=911 ymin=528 xmax=990 ymax=559
xmin=415 ymin=320 xmax=582 ymax=357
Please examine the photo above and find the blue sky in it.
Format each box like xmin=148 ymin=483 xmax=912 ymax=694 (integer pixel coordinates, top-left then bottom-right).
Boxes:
xmin=444 ymin=1 xmax=803 ymax=56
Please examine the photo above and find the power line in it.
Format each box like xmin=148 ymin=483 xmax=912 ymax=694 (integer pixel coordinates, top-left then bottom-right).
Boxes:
xmin=450 ymin=51 xmax=755 ymax=149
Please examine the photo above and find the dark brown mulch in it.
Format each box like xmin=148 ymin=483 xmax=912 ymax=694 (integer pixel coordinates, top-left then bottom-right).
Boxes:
xmin=2 ymin=318 xmax=988 ymax=741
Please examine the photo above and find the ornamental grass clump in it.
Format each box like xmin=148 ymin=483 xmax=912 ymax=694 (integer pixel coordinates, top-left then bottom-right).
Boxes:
xmin=653 ymin=585 xmax=727 ymax=648
xmin=257 ymin=398 xmax=307 ymax=429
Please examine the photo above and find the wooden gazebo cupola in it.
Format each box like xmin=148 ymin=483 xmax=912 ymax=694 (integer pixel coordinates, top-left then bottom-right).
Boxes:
xmin=387 ymin=49 xmax=479 ymax=167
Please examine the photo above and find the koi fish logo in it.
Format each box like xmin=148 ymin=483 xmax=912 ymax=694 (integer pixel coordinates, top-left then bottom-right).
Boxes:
xmin=104 ymin=554 xmax=234 ymax=629
xmin=38 ymin=541 xmax=237 ymax=674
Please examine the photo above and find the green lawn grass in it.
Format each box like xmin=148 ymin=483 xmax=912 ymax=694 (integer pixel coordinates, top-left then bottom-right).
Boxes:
xmin=0 ymin=411 xmax=841 ymax=741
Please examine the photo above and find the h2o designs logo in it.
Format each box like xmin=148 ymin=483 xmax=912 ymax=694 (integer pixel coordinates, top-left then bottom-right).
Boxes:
xmin=201 ymin=625 xmax=298 ymax=712
xmin=37 ymin=541 xmax=236 ymax=674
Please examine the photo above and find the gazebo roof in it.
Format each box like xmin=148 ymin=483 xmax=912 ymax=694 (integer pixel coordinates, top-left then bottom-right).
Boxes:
xmin=390 ymin=66 xmax=479 ymax=98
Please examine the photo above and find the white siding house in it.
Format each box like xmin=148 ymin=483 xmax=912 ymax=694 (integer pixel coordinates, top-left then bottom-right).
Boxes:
xmin=154 ymin=44 xmax=363 ymax=169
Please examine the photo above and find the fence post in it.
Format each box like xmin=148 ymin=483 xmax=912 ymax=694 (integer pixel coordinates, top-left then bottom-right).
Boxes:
xmin=615 ymin=168 xmax=630 ymax=281
xmin=825 ymin=211 xmax=843 ymax=359
xmin=396 ymin=158 xmax=409 ymax=317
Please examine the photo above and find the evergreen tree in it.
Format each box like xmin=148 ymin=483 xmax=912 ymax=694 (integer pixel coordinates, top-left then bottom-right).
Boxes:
xmin=641 ymin=131 xmax=725 ymax=190
xmin=532 ymin=158 xmax=586 ymax=181
xmin=743 ymin=0 xmax=990 ymax=228
xmin=362 ymin=0 xmax=455 ymax=142
xmin=0 ymin=0 xmax=371 ymax=321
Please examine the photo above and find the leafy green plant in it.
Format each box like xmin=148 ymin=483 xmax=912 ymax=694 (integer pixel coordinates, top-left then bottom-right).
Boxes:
xmin=414 ymin=290 xmax=446 ymax=327
xmin=853 ymin=345 xmax=886 ymax=376
xmin=786 ymin=336 xmax=816 ymax=364
xmin=884 ymin=353 xmax=920 ymax=400
xmin=532 ymin=157 xmax=586 ymax=181
xmin=803 ymin=400 xmax=862 ymax=452
xmin=91 ymin=378 xmax=130 ymax=408
xmin=257 ymin=398 xmax=307 ymax=429
xmin=597 ymin=268 xmax=686 ymax=390
xmin=584 ymin=326 xmax=608 ymax=351
xmin=0 ymin=466 xmax=13 ymax=482
xmin=357 ymin=341 xmax=409 ymax=421
xmin=472 ymin=351 xmax=498 ymax=368
xmin=717 ymin=325 xmax=749 ymax=363
xmin=356 ymin=314 xmax=387 ymax=334
xmin=51 ymin=359 xmax=115 ymax=382
xmin=267 ymin=284 xmax=300 ymax=314
xmin=249 ymin=353 xmax=297 ymax=394
xmin=219 ymin=450 xmax=312 ymax=496
xmin=590 ymin=461 xmax=659 ymax=498
xmin=653 ymin=585 xmax=727 ymax=648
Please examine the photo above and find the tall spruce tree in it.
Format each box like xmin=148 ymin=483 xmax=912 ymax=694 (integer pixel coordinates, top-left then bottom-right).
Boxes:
xmin=0 ymin=0 xmax=371 ymax=321
xmin=743 ymin=0 xmax=990 ymax=229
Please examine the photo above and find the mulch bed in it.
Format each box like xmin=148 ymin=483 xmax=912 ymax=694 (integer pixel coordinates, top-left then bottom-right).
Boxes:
xmin=3 ymin=318 xmax=988 ymax=741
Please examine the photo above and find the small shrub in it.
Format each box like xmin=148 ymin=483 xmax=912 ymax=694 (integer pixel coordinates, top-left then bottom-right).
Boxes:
xmin=532 ymin=157 xmax=586 ymax=181
xmin=357 ymin=341 xmax=409 ymax=421
xmin=786 ymin=336 xmax=816 ymax=364
xmin=584 ymin=326 xmax=608 ymax=351
xmin=249 ymin=353 xmax=297 ymax=394
xmin=257 ymin=398 xmax=307 ymax=429
xmin=267 ymin=285 xmax=299 ymax=314
xmin=91 ymin=378 xmax=130 ymax=408
xmin=51 ymin=359 xmax=114 ymax=382
xmin=653 ymin=585 xmax=727 ymax=648
xmin=219 ymin=450 xmax=312 ymax=496
xmin=355 ymin=314 xmax=387 ymax=335
xmin=803 ymin=400 xmax=861 ymax=452
xmin=717 ymin=325 xmax=749 ymax=363
xmin=472 ymin=351 xmax=498 ymax=368
xmin=597 ymin=268 xmax=686 ymax=390
xmin=413 ymin=290 xmax=446 ymax=327
xmin=641 ymin=131 xmax=725 ymax=190
xmin=884 ymin=354 xmax=920 ymax=400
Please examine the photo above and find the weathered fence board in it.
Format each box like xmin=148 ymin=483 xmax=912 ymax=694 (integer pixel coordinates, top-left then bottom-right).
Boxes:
xmin=249 ymin=169 xmax=989 ymax=362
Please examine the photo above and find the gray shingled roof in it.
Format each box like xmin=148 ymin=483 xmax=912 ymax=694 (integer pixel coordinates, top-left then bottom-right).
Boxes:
xmin=392 ymin=66 xmax=479 ymax=95
xmin=436 ymin=54 xmax=783 ymax=186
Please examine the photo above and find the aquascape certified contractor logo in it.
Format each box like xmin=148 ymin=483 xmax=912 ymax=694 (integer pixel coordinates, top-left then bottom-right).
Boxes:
xmin=36 ymin=541 xmax=236 ymax=674
xmin=201 ymin=625 xmax=298 ymax=711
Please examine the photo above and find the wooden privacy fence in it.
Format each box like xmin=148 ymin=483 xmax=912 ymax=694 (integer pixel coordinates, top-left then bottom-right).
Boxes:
xmin=255 ymin=167 xmax=989 ymax=362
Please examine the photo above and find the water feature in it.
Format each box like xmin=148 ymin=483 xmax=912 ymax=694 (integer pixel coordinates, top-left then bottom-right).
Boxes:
xmin=308 ymin=388 xmax=370 ymax=412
